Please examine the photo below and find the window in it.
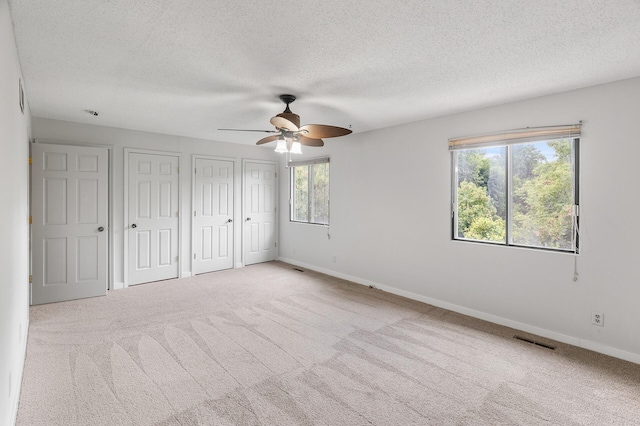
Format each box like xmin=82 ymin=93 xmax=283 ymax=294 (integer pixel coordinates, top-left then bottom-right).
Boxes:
xmin=290 ymin=157 xmax=330 ymax=225
xmin=450 ymin=125 xmax=580 ymax=252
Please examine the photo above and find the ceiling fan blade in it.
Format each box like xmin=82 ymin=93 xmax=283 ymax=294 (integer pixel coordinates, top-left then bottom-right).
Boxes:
xmin=297 ymin=136 xmax=324 ymax=147
xmin=218 ymin=128 xmax=279 ymax=133
xmin=256 ymin=135 xmax=280 ymax=145
xmin=299 ymin=124 xmax=352 ymax=139
xmin=270 ymin=116 xmax=299 ymax=131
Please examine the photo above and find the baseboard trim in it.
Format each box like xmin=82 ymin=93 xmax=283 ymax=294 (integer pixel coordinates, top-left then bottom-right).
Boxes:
xmin=235 ymin=262 xmax=244 ymax=269
xmin=112 ymin=281 xmax=124 ymax=290
xmin=10 ymin=317 xmax=29 ymax=426
xmin=578 ymin=340 xmax=640 ymax=364
xmin=277 ymin=257 xmax=640 ymax=365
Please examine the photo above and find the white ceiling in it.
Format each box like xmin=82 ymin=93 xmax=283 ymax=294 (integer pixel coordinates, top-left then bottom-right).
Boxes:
xmin=8 ymin=0 xmax=640 ymax=145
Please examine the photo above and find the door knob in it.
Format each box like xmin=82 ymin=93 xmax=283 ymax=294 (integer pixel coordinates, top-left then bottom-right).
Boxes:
xmin=246 ymin=217 xmax=251 ymax=221
xmin=97 ymin=226 xmax=105 ymax=232
xmin=227 ymin=219 xmax=233 ymax=223
xmin=131 ymin=224 xmax=137 ymax=228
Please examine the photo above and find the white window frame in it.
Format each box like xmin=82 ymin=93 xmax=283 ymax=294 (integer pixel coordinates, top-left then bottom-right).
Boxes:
xmin=450 ymin=126 xmax=580 ymax=253
xmin=289 ymin=157 xmax=330 ymax=226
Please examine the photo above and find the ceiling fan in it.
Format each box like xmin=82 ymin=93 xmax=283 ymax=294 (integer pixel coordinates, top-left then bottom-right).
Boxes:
xmin=219 ymin=94 xmax=352 ymax=152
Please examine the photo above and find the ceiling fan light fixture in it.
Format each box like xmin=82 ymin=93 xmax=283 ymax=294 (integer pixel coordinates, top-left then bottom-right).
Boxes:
xmin=274 ymin=137 xmax=287 ymax=153
xmin=290 ymin=141 xmax=302 ymax=154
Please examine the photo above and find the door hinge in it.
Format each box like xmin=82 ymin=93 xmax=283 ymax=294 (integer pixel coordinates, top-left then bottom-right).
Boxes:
xmin=28 ymin=157 xmax=32 ymax=165
xmin=193 ymin=253 xmax=196 ymax=259
xmin=194 ymin=168 xmax=197 ymax=174
xmin=29 ymin=215 xmax=32 ymax=224
xmin=194 ymin=210 xmax=196 ymax=217
xmin=29 ymin=275 xmax=32 ymax=283
xmin=177 ymin=166 xmax=180 ymax=173
xmin=275 ymin=242 xmax=277 ymax=247
xmin=275 ymin=172 xmax=278 ymax=178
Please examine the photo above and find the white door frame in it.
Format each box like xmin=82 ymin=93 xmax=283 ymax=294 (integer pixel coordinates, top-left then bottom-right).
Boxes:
xmin=241 ymin=159 xmax=278 ymax=266
xmin=124 ymin=148 xmax=182 ymax=288
xmin=32 ymin=139 xmax=115 ymax=291
xmin=191 ymin=154 xmax=236 ymax=274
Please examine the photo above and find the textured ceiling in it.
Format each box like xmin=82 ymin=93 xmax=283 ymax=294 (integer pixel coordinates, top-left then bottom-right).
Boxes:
xmin=8 ymin=0 xmax=640 ymax=145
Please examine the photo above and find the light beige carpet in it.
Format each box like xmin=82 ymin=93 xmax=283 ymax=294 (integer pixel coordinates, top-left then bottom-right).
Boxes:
xmin=17 ymin=261 xmax=640 ymax=425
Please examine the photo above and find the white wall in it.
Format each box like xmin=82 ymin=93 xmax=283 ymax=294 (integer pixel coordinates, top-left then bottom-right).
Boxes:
xmin=0 ymin=0 xmax=31 ymax=424
xmin=279 ymin=77 xmax=640 ymax=364
xmin=32 ymin=117 xmax=279 ymax=288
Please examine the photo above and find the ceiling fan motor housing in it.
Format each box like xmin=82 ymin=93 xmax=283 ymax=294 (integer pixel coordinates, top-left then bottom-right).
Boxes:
xmin=277 ymin=94 xmax=300 ymax=128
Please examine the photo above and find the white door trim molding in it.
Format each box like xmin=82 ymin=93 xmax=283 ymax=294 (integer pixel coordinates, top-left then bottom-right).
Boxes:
xmin=124 ymin=148 xmax=182 ymax=287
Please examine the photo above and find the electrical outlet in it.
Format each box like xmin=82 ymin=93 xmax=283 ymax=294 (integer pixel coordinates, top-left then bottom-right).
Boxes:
xmin=331 ymin=256 xmax=337 ymax=263
xmin=592 ymin=311 xmax=604 ymax=327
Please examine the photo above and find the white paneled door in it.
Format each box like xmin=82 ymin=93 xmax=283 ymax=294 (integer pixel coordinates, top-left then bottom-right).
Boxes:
xmin=127 ymin=152 xmax=179 ymax=285
xmin=31 ymin=144 xmax=108 ymax=305
xmin=243 ymin=161 xmax=277 ymax=265
xmin=193 ymin=158 xmax=234 ymax=274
